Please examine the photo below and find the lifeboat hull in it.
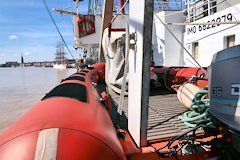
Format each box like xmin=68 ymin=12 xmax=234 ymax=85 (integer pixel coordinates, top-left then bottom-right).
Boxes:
xmin=0 ymin=63 xmax=126 ymax=160
xmin=151 ymin=67 xmax=208 ymax=89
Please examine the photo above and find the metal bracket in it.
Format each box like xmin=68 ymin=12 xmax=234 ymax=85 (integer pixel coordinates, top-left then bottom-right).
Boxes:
xmin=129 ymin=32 xmax=137 ymax=51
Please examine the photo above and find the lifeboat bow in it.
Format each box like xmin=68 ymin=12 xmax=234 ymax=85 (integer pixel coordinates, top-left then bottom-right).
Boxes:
xmin=0 ymin=63 xmax=126 ymax=160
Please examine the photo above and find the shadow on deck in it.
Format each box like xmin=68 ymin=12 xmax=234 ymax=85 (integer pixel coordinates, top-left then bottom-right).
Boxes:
xmin=96 ymin=83 xmax=195 ymax=141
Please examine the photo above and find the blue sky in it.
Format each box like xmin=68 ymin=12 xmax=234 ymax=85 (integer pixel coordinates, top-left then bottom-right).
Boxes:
xmin=0 ymin=0 xmax=89 ymax=64
xmin=0 ymin=0 xmax=183 ymax=64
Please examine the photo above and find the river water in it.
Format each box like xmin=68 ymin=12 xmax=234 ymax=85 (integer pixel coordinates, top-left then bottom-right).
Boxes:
xmin=0 ymin=67 xmax=76 ymax=134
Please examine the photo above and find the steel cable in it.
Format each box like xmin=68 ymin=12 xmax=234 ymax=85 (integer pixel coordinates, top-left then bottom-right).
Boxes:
xmin=41 ymin=0 xmax=76 ymax=60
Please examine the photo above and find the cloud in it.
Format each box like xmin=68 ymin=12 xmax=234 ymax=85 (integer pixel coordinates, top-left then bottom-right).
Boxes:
xmin=23 ymin=52 xmax=31 ymax=56
xmin=0 ymin=53 xmax=5 ymax=57
xmin=8 ymin=35 xmax=18 ymax=40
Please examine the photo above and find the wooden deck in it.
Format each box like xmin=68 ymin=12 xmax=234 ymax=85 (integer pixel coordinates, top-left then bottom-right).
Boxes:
xmin=96 ymin=83 xmax=197 ymax=141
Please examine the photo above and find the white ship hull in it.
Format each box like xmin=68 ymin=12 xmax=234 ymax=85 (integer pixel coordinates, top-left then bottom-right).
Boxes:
xmin=53 ymin=64 xmax=67 ymax=70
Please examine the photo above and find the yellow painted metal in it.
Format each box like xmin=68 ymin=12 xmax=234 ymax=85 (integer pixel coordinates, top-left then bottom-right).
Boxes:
xmin=52 ymin=8 xmax=79 ymax=16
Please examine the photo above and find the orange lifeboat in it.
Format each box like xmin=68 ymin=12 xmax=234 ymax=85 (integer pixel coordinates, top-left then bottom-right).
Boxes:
xmin=0 ymin=63 xmax=126 ymax=160
xmin=151 ymin=67 xmax=208 ymax=89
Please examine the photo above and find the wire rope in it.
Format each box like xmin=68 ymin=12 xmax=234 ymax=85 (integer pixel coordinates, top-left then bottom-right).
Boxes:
xmin=41 ymin=0 xmax=76 ymax=60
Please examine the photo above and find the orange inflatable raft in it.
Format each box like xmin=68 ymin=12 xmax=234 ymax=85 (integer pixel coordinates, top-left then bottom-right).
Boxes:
xmin=0 ymin=63 xmax=126 ymax=160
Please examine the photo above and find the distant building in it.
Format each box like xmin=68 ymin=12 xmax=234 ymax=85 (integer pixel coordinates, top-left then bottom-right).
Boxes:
xmin=6 ymin=62 xmax=19 ymax=67
xmin=67 ymin=59 xmax=75 ymax=64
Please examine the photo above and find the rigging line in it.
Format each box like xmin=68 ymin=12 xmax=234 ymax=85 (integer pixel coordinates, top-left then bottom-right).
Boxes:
xmin=41 ymin=0 xmax=76 ymax=60
xmin=63 ymin=5 xmax=74 ymax=10
xmin=186 ymin=57 xmax=198 ymax=68
xmin=60 ymin=14 xmax=72 ymax=34
xmin=111 ymin=0 xmax=129 ymax=24
xmin=154 ymin=13 xmax=207 ymax=75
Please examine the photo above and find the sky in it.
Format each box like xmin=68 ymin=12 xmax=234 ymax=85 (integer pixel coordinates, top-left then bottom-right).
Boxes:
xmin=0 ymin=0 xmax=89 ymax=64
xmin=0 ymin=0 xmax=182 ymax=64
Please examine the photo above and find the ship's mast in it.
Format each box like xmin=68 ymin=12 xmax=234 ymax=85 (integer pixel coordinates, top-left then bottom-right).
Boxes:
xmin=55 ymin=40 xmax=66 ymax=64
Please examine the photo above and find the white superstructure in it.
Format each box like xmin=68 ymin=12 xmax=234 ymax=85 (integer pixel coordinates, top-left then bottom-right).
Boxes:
xmin=153 ymin=11 xmax=185 ymax=66
xmin=183 ymin=0 xmax=240 ymax=67
xmin=74 ymin=15 xmax=127 ymax=49
xmin=151 ymin=0 xmax=240 ymax=67
xmin=74 ymin=0 xmax=240 ymax=68
xmin=74 ymin=0 xmax=127 ymax=61
xmin=152 ymin=0 xmax=185 ymax=66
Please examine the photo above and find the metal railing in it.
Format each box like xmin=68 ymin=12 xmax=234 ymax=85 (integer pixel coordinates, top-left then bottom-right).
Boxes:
xmin=154 ymin=0 xmax=184 ymax=11
xmin=88 ymin=0 xmax=103 ymax=15
xmin=87 ymin=0 xmax=185 ymax=15
xmin=186 ymin=0 xmax=231 ymax=22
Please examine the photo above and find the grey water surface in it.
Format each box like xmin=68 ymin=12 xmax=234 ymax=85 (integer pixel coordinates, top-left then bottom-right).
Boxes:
xmin=0 ymin=67 xmax=76 ymax=134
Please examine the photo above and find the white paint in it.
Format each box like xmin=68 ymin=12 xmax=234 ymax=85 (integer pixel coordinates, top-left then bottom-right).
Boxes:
xmin=128 ymin=0 xmax=144 ymax=147
xmin=34 ymin=128 xmax=59 ymax=160
xmin=53 ymin=64 xmax=67 ymax=70
xmin=128 ymin=0 xmax=153 ymax=147
xmin=152 ymin=11 xmax=185 ymax=66
xmin=74 ymin=15 xmax=127 ymax=49
xmin=152 ymin=12 xmax=165 ymax=66
xmin=184 ymin=3 xmax=240 ymax=67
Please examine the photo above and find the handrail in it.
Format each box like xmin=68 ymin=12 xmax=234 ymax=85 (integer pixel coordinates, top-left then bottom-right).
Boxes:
xmin=154 ymin=0 xmax=183 ymax=10
xmin=186 ymin=0 xmax=231 ymax=22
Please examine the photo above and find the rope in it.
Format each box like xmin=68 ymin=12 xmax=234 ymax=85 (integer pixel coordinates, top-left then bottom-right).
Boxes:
xmin=62 ymin=5 xmax=74 ymax=10
xmin=41 ymin=0 xmax=76 ymax=60
xmin=60 ymin=14 xmax=71 ymax=34
xmin=178 ymin=86 xmax=210 ymax=127
xmin=156 ymin=124 xmax=204 ymax=152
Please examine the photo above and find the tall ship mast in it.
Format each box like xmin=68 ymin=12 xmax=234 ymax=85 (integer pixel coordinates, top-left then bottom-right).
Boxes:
xmin=53 ymin=40 xmax=67 ymax=69
xmin=55 ymin=40 xmax=66 ymax=64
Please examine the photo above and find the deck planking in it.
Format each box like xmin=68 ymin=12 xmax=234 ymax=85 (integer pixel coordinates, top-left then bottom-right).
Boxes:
xmin=96 ymin=83 xmax=200 ymax=141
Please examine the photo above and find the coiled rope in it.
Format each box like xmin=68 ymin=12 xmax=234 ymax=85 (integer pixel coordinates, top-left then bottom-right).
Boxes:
xmin=178 ymin=85 xmax=210 ymax=127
